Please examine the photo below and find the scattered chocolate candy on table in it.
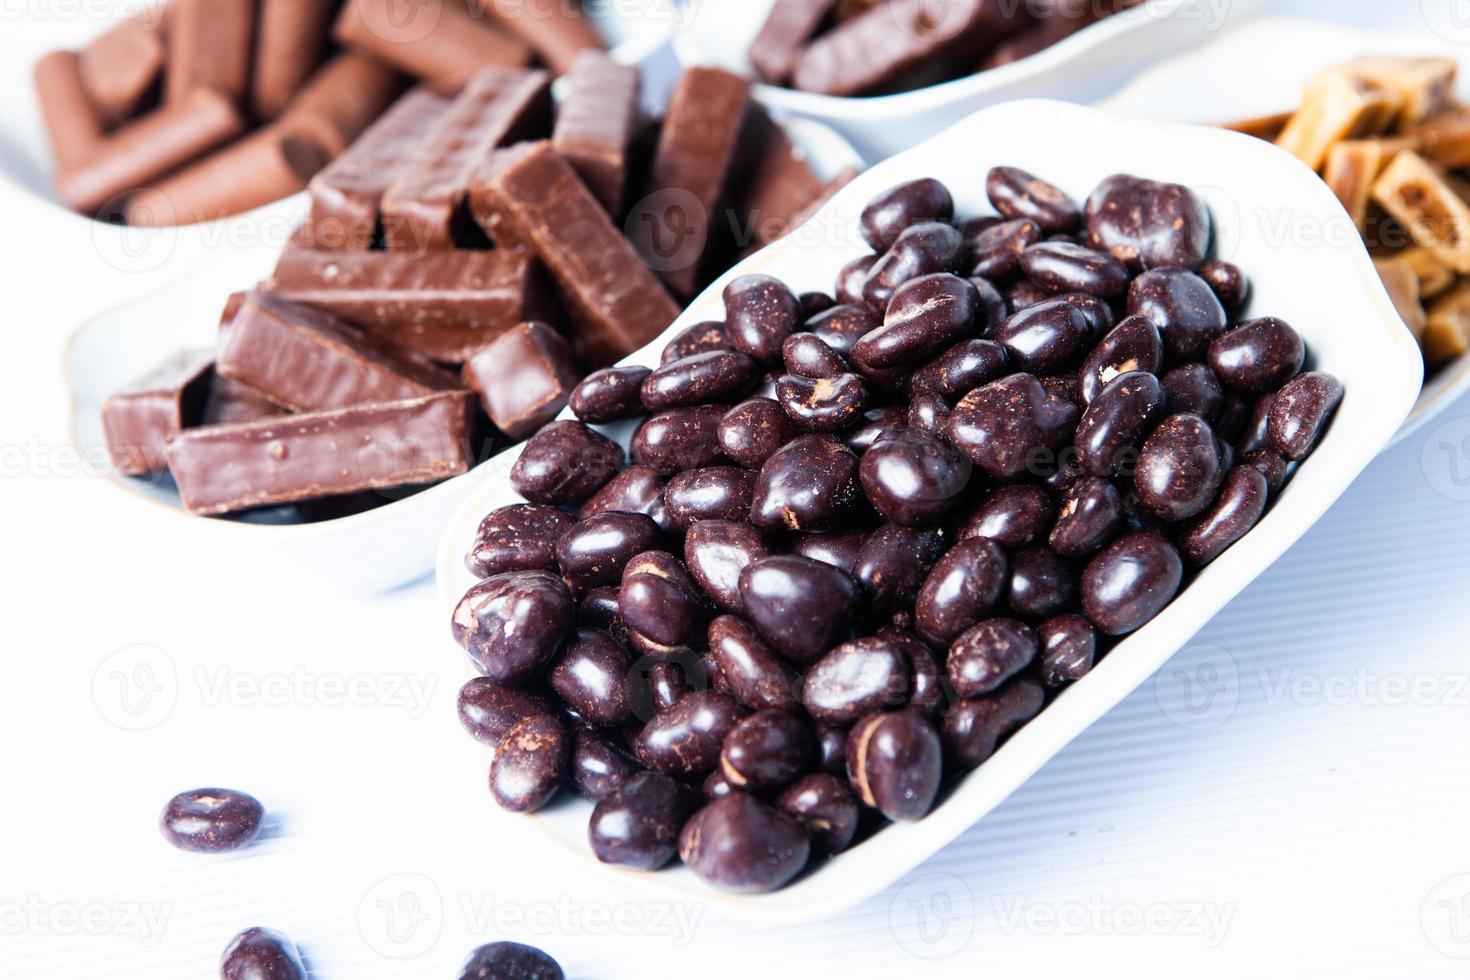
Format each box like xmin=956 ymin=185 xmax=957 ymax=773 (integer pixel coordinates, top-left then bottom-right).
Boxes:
xmin=460 ymin=941 xmax=565 ymax=980
xmin=220 ymin=926 xmax=306 ymax=980
xmin=160 ymin=787 xmax=265 ymax=853
xmin=450 ymin=166 xmax=1343 ymax=893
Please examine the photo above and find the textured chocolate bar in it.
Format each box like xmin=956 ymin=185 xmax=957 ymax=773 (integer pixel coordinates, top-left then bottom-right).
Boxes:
xmin=748 ymin=0 xmax=838 ymax=84
xmin=381 ymin=68 xmax=552 ymax=253
xmin=266 ymin=248 xmax=555 ymax=363
xmin=217 ymin=292 xmax=460 ymax=412
xmin=203 ymin=375 xmax=289 ymax=427
xmin=551 ymin=51 xmax=640 ymax=215
xmin=101 ymin=349 xmax=214 ymax=476
xmin=469 ymin=140 xmax=680 ymax=366
xmin=462 ymin=322 xmax=580 ymax=438
xmin=77 ymin=16 xmax=165 ymax=127
xmin=334 ymin=0 xmax=532 ymax=95
xmin=166 ymin=390 xmax=477 ymax=515
xmin=306 ymin=88 xmax=452 ymax=250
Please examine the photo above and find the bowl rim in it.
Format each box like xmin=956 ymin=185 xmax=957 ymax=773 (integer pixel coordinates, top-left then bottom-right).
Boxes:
xmin=433 ymin=98 xmax=1425 ymax=922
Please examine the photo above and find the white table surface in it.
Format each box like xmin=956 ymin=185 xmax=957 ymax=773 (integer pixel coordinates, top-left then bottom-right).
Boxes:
xmin=7 ymin=2 xmax=1470 ymax=977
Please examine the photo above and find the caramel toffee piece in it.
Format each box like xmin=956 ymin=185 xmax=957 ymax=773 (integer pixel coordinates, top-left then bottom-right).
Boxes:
xmin=101 ymin=349 xmax=214 ymax=476
xmin=628 ymin=67 xmax=760 ymax=297
xmin=218 ymin=292 xmax=460 ymax=412
xmin=280 ymin=53 xmax=408 ymax=160
xmin=469 ymin=141 xmax=680 ymax=366
xmin=203 ymin=375 xmax=289 ymax=427
xmin=34 ymin=52 xmax=103 ymax=173
xmin=552 ymin=51 xmax=640 ymax=215
xmin=77 ymin=16 xmax=166 ymax=127
xmin=334 ymin=0 xmax=532 ymax=95
xmin=748 ymin=0 xmax=839 ymax=85
xmin=307 ymin=88 xmax=451 ymax=250
xmin=462 ymin=321 xmax=580 ymax=439
xmin=266 ymin=248 xmax=554 ymax=363
xmin=251 ymin=0 xmax=340 ymax=121
xmin=381 ymin=68 xmax=552 ymax=253
xmin=165 ymin=390 xmax=477 ymax=515
xmin=473 ymin=0 xmax=604 ymax=75
xmin=165 ymin=0 xmax=256 ymax=105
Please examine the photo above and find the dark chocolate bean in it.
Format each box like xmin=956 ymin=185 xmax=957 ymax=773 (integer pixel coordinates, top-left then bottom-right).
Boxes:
xmin=579 ymin=464 xmax=672 ymax=534
xmin=789 ymin=528 xmax=870 ymax=575
xmin=750 ymin=433 xmax=862 ymax=533
xmin=1127 ymin=268 xmax=1228 ymax=361
xmin=161 ymin=788 xmax=264 ymax=853
xmin=1021 ymin=241 xmax=1129 ymax=298
xmin=907 ymin=391 xmax=951 ymax=435
xmin=1085 ymin=173 xmax=1211 ymax=272
xmin=881 ymin=625 xmax=946 ymax=719
xmin=783 ymin=333 xmax=848 ymax=379
xmin=704 ymin=769 xmax=736 ymax=799
xmin=490 ymin=713 xmax=569 ymax=812
xmin=1037 ymin=614 xmax=1097 ymax=687
xmin=970 ymin=218 xmax=1041 ymax=282
xmin=556 ymin=512 xmax=662 ymax=592
xmin=679 ymin=794 xmax=811 ymax=893
xmin=708 ymin=614 xmax=802 ymax=712
xmin=452 ymin=571 xmax=575 ymax=682
xmin=854 ymin=523 xmax=948 ymax=613
xmin=801 ymin=292 xmax=836 ymax=317
xmin=511 ymin=420 xmax=624 ymax=505
xmin=664 ymin=466 xmax=757 ymax=528
xmin=1004 ymin=278 xmax=1050 ymax=312
xmin=1049 ymin=476 xmax=1123 ymax=557
xmin=466 ymin=504 xmax=576 ymax=579
xmin=1074 ymin=370 xmax=1167 ymax=478
xmin=718 ymin=398 xmax=800 ymax=469
xmin=645 ymin=660 xmax=692 ymax=715
xmin=860 ymin=178 xmax=955 ymax=251
xmin=459 ymin=942 xmax=563 ymax=980
xmin=720 ymin=710 xmax=811 ymax=791
xmin=641 ymin=350 xmax=760 ymax=410
xmin=993 ymin=297 xmax=1091 ymax=373
xmin=1077 ymin=315 xmax=1163 ymax=406
xmin=684 ymin=519 xmax=771 ymax=610
xmin=863 ymin=222 xmax=964 ymax=310
xmin=959 ymin=484 xmax=1053 ymax=550
xmin=739 ymin=555 xmax=859 ymax=664
xmin=458 ymin=678 xmax=553 ymax=745
xmin=589 ymin=770 xmax=697 ymax=870
xmin=1162 ymin=363 xmax=1225 ymax=424
xmin=725 ymin=274 xmax=802 ymax=363
xmin=1134 ymin=413 xmax=1225 ymax=522
xmin=1081 ymin=531 xmax=1183 ymax=635
xmin=570 ymin=365 xmax=653 ymax=422
xmin=859 ymin=428 xmax=972 ymax=526
xmin=987 ymin=166 xmax=1082 ymax=233
xmin=577 ymin=586 xmax=627 ymax=643
xmin=619 ymin=551 xmax=707 ymax=652
xmin=855 ymin=273 xmax=979 ymax=369
xmin=662 ymin=321 xmax=734 ymax=365
xmin=947 ymin=373 xmax=1079 ymax=481
xmin=1243 ymin=447 xmax=1289 ymax=495
xmin=221 ymin=927 xmax=305 ymax=980
xmin=776 ymin=773 xmax=859 ymax=854
xmin=1008 ymin=546 xmax=1076 ymax=621
xmin=548 ymin=629 xmax=636 ymax=726
xmin=947 ymin=618 xmax=1038 ymax=698
xmin=635 ymin=690 xmax=745 ymax=779
xmin=1180 ymin=465 xmax=1269 ymax=565
xmin=915 ymin=537 xmax=1009 ymax=647
xmin=816 ymin=724 xmax=847 ymax=774
xmin=632 ymin=404 xmax=728 ymax=475
xmin=803 ymin=636 xmax=911 ymax=724
xmin=1207 ymin=317 xmax=1305 ymax=393
xmin=939 ymin=679 xmax=1044 ymax=771
xmin=1198 ymin=259 xmax=1249 ymax=313
xmin=843 ymin=406 xmax=907 ymax=453
xmin=776 ymin=372 xmax=868 ymax=432
xmin=570 ymin=727 xmax=642 ymax=801
xmin=835 ymin=255 xmax=879 ymax=308
xmin=845 ymin=710 xmax=941 ymax=821
xmin=1268 ymin=371 xmax=1342 ymax=460
xmin=1059 ymin=292 xmax=1115 ymax=340
xmin=909 ymin=338 xmax=1009 ymax=400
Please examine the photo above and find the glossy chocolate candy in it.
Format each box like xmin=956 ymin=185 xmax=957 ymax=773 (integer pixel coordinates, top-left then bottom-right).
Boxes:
xmin=161 ymin=788 xmax=264 ymax=853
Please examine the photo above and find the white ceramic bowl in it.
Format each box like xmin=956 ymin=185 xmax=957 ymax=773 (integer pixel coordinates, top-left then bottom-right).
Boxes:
xmin=435 ymin=99 xmax=1423 ymax=922
xmin=65 ymin=114 xmax=861 ymax=595
xmin=673 ymin=0 xmax=1267 ymax=163
xmin=1097 ymin=15 xmax=1470 ymax=443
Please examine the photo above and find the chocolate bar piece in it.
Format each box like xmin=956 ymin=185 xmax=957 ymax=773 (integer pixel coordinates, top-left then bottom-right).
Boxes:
xmin=78 ymin=16 xmax=166 ymax=127
xmin=627 ymin=68 xmax=763 ymax=297
xmin=473 ymin=0 xmax=604 ymax=75
xmin=792 ymin=0 xmax=1022 ymax=96
xmin=552 ymin=52 xmax=640 ymax=215
xmin=469 ymin=140 xmax=680 ymax=366
xmin=748 ymin=0 xmax=838 ymax=85
xmin=101 ymin=349 xmax=214 ymax=476
xmin=203 ymin=375 xmax=289 ymax=426
xmin=266 ymin=248 xmax=555 ymax=363
xmin=280 ymin=53 xmax=408 ymax=159
xmin=251 ymin=0 xmax=340 ymax=121
xmin=166 ymin=0 xmax=256 ymax=106
xmin=166 ymin=390 xmax=477 ymax=515
xmin=462 ymin=322 xmax=580 ymax=438
xmin=306 ymin=88 xmax=452 ymax=250
xmin=736 ymin=125 xmax=828 ymax=252
xmin=34 ymin=52 xmax=103 ymax=172
xmin=218 ymin=292 xmax=460 ymax=412
xmin=381 ymin=68 xmax=552 ymax=253
xmin=334 ymin=0 xmax=532 ymax=95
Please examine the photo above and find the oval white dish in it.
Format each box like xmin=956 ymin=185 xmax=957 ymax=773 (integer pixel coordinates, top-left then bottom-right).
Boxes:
xmin=435 ymin=99 xmax=1423 ymax=922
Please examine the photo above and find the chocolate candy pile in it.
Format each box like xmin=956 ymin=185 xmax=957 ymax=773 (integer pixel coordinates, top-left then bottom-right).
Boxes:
xmin=450 ymin=166 xmax=1342 ymax=893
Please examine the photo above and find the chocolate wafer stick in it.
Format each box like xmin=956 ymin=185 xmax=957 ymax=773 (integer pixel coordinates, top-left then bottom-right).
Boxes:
xmin=472 ymin=0 xmax=604 ymax=75
xmin=77 ymin=16 xmax=165 ymax=127
xmin=34 ymin=51 xmax=103 ymax=173
xmin=334 ymin=0 xmax=532 ymax=95
xmin=166 ymin=0 xmax=256 ymax=105
xmin=251 ymin=0 xmax=340 ymax=121
xmin=748 ymin=0 xmax=838 ymax=85
xmin=281 ymin=52 xmax=408 ymax=159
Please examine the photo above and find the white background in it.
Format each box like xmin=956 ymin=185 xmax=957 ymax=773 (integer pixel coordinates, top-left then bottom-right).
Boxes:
xmin=6 ymin=2 xmax=1470 ymax=977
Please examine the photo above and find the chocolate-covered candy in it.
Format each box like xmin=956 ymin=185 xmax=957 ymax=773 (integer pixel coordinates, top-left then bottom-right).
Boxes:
xmin=577 ymin=586 xmax=627 ymax=642
xmin=458 ymin=678 xmax=552 ymax=745
xmin=959 ymin=485 xmax=1053 ymax=549
xmin=854 ymin=523 xmax=947 ymax=613
xmin=783 ymin=333 xmax=848 ymax=379
xmin=855 ymin=273 xmax=979 ymax=369
xmin=491 ymin=713 xmax=569 ymax=813
xmin=220 ymin=927 xmax=305 ymax=980
xmin=1081 ymin=531 xmax=1183 ymax=635
xmin=776 ymin=773 xmax=859 ymax=854
xmin=642 ymin=350 xmax=760 ymax=410
xmin=948 ymin=374 xmax=1079 ymax=481
xmin=1077 ymin=315 xmax=1163 ymax=406
xmin=808 ymin=302 xmax=881 ymax=356
xmin=1162 ymin=363 xmax=1225 ymax=423
xmin=816 ymin=724 xmax=847 ymax=774
xmin=970 ymin=275 xmax=1009 ymax=327
xmin=987 ymin=165 xmax=1081 ymax=233
xmin=1037 ymin=614 xmax=1097 ymax=687
xmin=589 ymin=770 xmax=697 ymax=870
xmin=684 ymin=519 xmax=771 ymax=610
xmin=1004 ymin=278 xmax=1050 ymax=312
xmin=632 ymin=404 xmax=728 ymax=475
xmin=790 ymin=529 xmax=869 ymax=575
xmin=909 ymin=338 xmax=1008 ymax=400
xmin=725 ymin=274 xmax=802 ymax=363
xmin=570 ymin=365 xmax=652 ymax=423
xmin=708 ymin=614 xmax=802 ymax=712
xmin=570 ymin=727 xmax=641 ymax=801
xmin=160 ymin=788 xmax=264 ymax=853
xmin=802 ymin=636 xmax=910 ymax=725
xmin=466 ymin=504 xmax=575 ymax=579
xmin=801 ymin=292 xmax=836 ymax=317
xmin=835 ymin=256 xmax=879 ymax=308
xmin=645 ymin=661 xmax=693 ymax=715
xmin=969 ymin=218 xmax=1042 ymax=282
xmin=940 ymin=678 xmax=1044 ymax=771
xmin=580 ymin=464 xmax=671 ymax=533
xmin=844 ymin=406 xmax=908 ymax=453
xmin=1180 ymin=465 xmax=1269 ymax=566
xmin=1127 ymin=268 xmax=1228 ymax=361
xmin=915 ymin=537 xmax=1009 ymax=647
xmin=863 ymin=222 xmax=964 ymax=310
xmin=718 ymin=398 xmax=799 ymax=468
xmin=1021 ymin=242 xmax=1129 ymax=298
xmin=1198 ymin=259 xmax=1249 ymax=313
xmin=720 ymin=710 xmax=811 ymax=791
xmin=1237 ymin=393 xmax=1275 ymax=456
xmin=1268 ymin=371 xmax=1342 ymax=460
xmin=907 ymin=391 xmax=951 ymax=436
xmin=947 ymin=618 xmax=1038 ymax=698
xmin=664 ymin=466 xmax=757 ymax=528
xmin=619 ymin=551 xmax=707 ymax=652
xmin=993 ymin=297 xmax=1091 ymax=373
xmin=556 ymin=512 xmax=662 ymax=592
xmin=1134 ymin=413 xmax=1225 ymax=522
xmin=511 ymin=420 xmax=624 ymax=505
xmin=750 ymin=433 xmax=861 ymax=533
xmin=739 ymin=555 xmax=859 ymax=663
xmin=1008 ymin=547 xmax=1076 ymax=621
xmin=704 ymin=769 xmax=736 ymax=799
xmin=1244 ymin=447 xmax=1289 ymax=495
xmin=679 ymin=794 xmax=811 ymax=894
xmin=845 ymin=710 xmax=941 ymax=821
xmin=859 ymin=428 xmax=972 ymax=526
xmin=860 ymin=178 xmax=954 ymax=251
xmin=453 ymin=571 xmax=575 ymax=682
xmin=635 ymin=690 xmax=745 ymax=779
xmin=548 ymin=629 xmax=636 ymax=726
xmin=1207 ymin=317 xmax=1304 ymax=393
xmin=1074 ymin=371 xmax=1167 ymax=478
xmin=776 ymin=372 xmax=868 ymax=431
xmin=459 ymin=942 xmax=564 ymax=980
xmin=882 ymin=626 xmax=946 ymax=719
xmin=1049 ymin=476 xmax=1123 ymax=557
xmin=1085 ymin=173 xmax=1211 ymax=272
xmin=662 ymin=321 xmax=734 ymax=364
